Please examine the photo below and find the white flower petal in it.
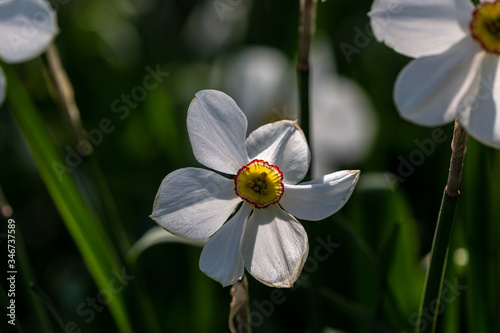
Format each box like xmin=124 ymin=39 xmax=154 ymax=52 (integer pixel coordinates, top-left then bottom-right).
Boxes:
xmin=369 ymin=0 xmax=472 ymax=58
xmin=150 ymin=167 xmax=241 ymax=239
xmin=187 ymin=90 xmax=249 ymax=175
xmin=246 ymin=120 xmax=310 ymax=185
xmin=280 ymin=170 xmax=360 ymax=221
xmin=0 ymin=67 xmax=5 ymax=106
xmin=394 ymin=37 xmax=485 ymax=126
xmin=199 ymin=203 xmax=253 ymax=287
xmin=0 ymin=0 xmax=58 ymax=63
xmin=459 ymin=55 xmax=500 ymax=148
xmin=242 ymin=205 xmax=308 ymax=288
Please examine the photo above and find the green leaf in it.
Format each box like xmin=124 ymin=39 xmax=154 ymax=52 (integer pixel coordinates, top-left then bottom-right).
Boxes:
xmin=128 ymin=226 xmax=205 ymax=263
xmin=320 ymin=287 xmax=400 ymax=333
xmin=349 ymin=172 xmax=423 ymax=330
xmin=462 ymin=139 xmax=498 ymax=333
xmin=3 ymin=64 xmax=134 ymax=333
xmin=415 ymin=191 xmax=458 ymax=333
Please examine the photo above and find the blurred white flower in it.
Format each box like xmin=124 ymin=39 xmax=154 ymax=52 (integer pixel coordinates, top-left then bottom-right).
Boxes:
xmin=151 ymin=90 xmax=359 ymax=287
xmin=216 ymin=47 xmax=290 ymax=128
xmin=214 ymin=37 xmax=377 ymax=177
xmin=369 ymin=0 xmax=500 ymax=148
xmin=183 ymin=0 xmax=251 ymax=55
xmin=0 ymin=0 xmax=58 ymax=104
xmin=307 ymin=38 xmax=376 ymax=177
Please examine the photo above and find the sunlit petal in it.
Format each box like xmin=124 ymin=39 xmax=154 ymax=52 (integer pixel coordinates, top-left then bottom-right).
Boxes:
xmin=187 ymin=90 xmax=250 ymax=174
xmin=280 ymin=170 xmax=360 ymax=221
xmin=395 ymin=37 xmax=485 ymax=126
xmin=200 ymin=203 xmax=252 ymax=287
xmin=246 ymin=120 xmax=310 ymax=185
xmin=369 ymin=0 xmax=472 ymax=58
xmin=151 ymin=167 xmax=241 ymax=239
xmin=459 ymin=54 xmax=500 ymax=148
xmin=242 ymin=205 xmax=308 ymax=287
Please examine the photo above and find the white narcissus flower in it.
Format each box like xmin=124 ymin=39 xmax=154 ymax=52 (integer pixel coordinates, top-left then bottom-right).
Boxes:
xmin=369 ymin=0 xmax=500 ymax=148
xmin=0 ymin=0 xmax=58 ymax=104
xmin=150 ymin=90 xmax=360 ymax=288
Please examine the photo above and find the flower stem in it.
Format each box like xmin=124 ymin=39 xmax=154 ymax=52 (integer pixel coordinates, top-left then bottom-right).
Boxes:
xmin=297 ymin=1 xmax=323 ymax=332
xmin=229 ymin=275 xmax=251 ymax=333
xmin=445 ymin=121 xmax=468 ymax=198
xmin=298 ymin=0 xmax=317 ymax=181
xmin=415 ymin=119 xmax=468 ymax=333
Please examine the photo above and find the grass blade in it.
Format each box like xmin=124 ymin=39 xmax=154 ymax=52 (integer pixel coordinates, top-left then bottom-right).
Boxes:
xmin=3 ymin=63 xmax=134 ymax=333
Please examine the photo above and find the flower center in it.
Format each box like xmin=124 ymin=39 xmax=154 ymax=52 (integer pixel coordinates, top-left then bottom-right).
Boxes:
xmin=234 ymin=159 xmax=284 ymax=209
xmin=470 ymin=1 xmax=500 ymax=54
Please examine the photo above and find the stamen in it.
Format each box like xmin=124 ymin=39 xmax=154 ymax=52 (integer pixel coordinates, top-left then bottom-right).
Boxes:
xmin=234 ymin=159 xmax=284 ymax=209
xmin=470 ymin=1 xmax=500 ymax=54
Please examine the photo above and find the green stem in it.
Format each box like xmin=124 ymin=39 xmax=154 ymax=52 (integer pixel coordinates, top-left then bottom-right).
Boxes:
xmin=297 ymin=1 xmax=321 ymax=332
xmin=298 ymin=0 xmax=317 ymax=182
xmin=415 ymin=120 xmax=468 ymax=333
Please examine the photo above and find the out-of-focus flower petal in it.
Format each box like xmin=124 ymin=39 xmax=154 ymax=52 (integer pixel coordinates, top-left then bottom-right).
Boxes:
xmin=0 ymin=67 xmax=5 ymax=106
xmin=187 ymin=90 xmax=249 ymax=174
xmin=246 ymin=120 xmax=310 ymax=185
xmin=311 ymin=75 xmax=376 ymax=177
xmin=459 ymin=54 xmax=500 ymax=148
xmin=280 ymin=170 xmax=360 ymax=221
xmin=183 ymin=0 xmax=250 ymax=55
xmin=288 ymin=37 xmax=377 ymax=172
xmin=0 ymin=0 xmax=58 ymax=63
xmin=199 ymin=203 xmax=252 ymax=287
xmin=369 ymin=0 xmax=472 ymax=58
xmin=242 ymin=205 xmax=308 ymax=288
xmin=151 ymin=167 xmax=241 ymax=239
xmin=219 ymin=47 xmax=289 ymax=129
xmin=395 ymin=37 xmax=485 ymax=126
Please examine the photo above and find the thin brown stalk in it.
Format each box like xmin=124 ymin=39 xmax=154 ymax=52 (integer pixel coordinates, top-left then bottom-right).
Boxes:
xmin=298 ymin=0 xmax=317 ymax=72
xmin=445 ymin=119 xmax=469 ymax=197
xmin=298 ymin=0 xmax=318 ymax=181
xmin=229 ymin=275 xmax=251 ymax=333
xmin=44 ymin=43 xmax=89 ymax=154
